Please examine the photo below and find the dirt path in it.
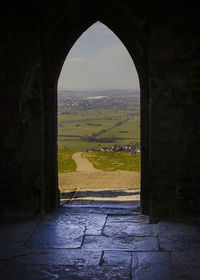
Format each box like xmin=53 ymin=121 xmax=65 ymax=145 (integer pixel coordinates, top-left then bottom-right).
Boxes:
xmin=72 ymin=152 xmax=100 ymax=172
xmin=59 ymin=152 xmax=140 ymax=204
xmin=59 ymin=171 xmax=140 ymax=192
xmin=59 ymin=171 xmax=140 ymax=203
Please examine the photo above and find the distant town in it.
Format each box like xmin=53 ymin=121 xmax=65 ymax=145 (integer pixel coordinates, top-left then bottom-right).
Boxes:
xmin=86 ymin=143 xmax=141 ymax=154
xmin=58 ymin=89 xmax=140 ymax=112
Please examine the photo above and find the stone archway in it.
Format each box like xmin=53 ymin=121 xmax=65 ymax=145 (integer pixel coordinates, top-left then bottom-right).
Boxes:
xmin=1 ymin=1 xmax=199 ymax=220
xmin=43 ymin=3 xmax=150 ymax=216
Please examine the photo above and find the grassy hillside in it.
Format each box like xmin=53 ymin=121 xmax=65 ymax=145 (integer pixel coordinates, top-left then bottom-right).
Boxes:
xmin=82 ymin=151 xmax=141 ymax=172
xmin=58 ymin=149 xmax=76 ymax=172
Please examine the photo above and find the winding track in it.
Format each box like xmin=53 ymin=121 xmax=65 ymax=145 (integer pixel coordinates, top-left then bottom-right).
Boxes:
xmin=72 ymin=152 xmax=100 ymax=172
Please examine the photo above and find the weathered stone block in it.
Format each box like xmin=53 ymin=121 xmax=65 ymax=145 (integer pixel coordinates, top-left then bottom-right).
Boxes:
xmin=25 ymin=224 xmax=85 ymax=249
xmin=132 ymin=252 xmax=173 ymax=280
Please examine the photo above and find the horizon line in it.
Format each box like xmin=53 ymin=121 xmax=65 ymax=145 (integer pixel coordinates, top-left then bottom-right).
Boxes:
xmin=58 ymin=88 xmax=140 ymax=92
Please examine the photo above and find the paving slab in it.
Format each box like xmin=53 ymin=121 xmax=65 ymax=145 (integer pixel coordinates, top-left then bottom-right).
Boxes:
xmin=42 ymin=211 xmax=106 ymax=235
xmin=104 ymin=222 xmax=157 ymax=237
xmin=101 ymin=250 xmax=131 ymax=266
xmin=2 ymin=204 xmax=200 ymax=279
xmin=132 ymin=252 xmax=173 ymax=280
xmin=106 ymin=214 xmax=149 ymax=224
xmin=1 ymin=262 xmax=130 ymax=280
xmin=159 ymin=222 xmax=200 ymax=251
xmin=171 ymin=252 xmax=200 ymax=280
xmin=25 ymin=224 xmax=85 ymax=249
xmin=62 ymin=204 xmax=138 ymax=215
xmin=82 ymin=235 xmax=159 ymax=251
xmin=39 ymin=264 xmax=131 ymax=280
xmin=14 ymin=248 xmax=101 ymax=265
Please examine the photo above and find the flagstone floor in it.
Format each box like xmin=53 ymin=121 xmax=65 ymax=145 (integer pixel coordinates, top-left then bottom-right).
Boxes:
xmin=1 ymin=202 xmax=200 ymax=279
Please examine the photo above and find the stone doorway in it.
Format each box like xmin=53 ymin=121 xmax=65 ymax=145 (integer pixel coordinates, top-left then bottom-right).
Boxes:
xmin=56 ymin=22 xmax=141 ymax=207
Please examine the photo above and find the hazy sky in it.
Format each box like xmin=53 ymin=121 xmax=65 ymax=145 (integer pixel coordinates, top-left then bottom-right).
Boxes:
xmin=58 ymin=21 xmax=139 ymax=91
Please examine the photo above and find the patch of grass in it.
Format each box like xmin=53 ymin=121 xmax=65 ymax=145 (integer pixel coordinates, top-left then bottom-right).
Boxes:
xmin=100 ymin=117 xmax=140 ymax=139
xmin=82 ymin=151 xmax=141 ymax=172
xmin=58 ymin=149 xmax=76 ymax=172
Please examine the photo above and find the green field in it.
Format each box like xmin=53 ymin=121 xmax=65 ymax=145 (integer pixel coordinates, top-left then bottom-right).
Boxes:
xmin=58 ymin=108 xmax=140 ymax=151
xmin=58 ymin=149 xmax=76 ymax=172
xmin=82 ymin=151 xmax=141 ymax=172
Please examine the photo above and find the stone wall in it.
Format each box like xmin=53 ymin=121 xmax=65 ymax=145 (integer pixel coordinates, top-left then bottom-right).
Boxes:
xmin=0 ymin=1 xmax=199 ymax=220
xmin=0 ymin=19 xmax=46 ymax=215
xmin=149 ymin=15 xmax=200 ymax=220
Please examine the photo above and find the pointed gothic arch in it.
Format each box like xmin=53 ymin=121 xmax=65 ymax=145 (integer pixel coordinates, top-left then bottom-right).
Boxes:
xmin=2 ymin=1 xmax=198 ymax=220
xmin=42 ymin=5 xmax=150 ymax=215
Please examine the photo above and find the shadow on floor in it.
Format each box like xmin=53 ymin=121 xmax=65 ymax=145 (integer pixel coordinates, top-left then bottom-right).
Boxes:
xmin=60 ymin=190 xmax=140 ymax=199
